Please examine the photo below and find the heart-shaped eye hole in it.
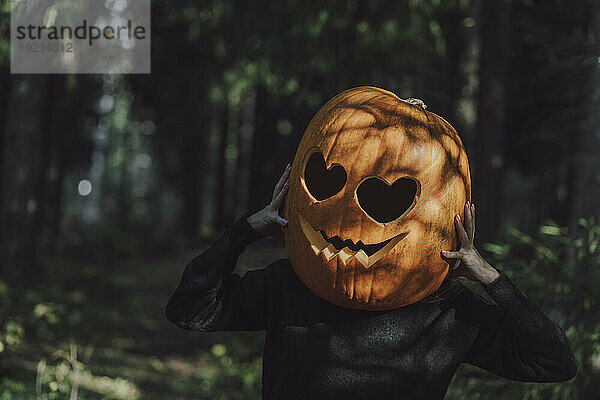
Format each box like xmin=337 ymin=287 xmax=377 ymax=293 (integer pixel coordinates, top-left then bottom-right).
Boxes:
xmin=304 ymin=152 xmax=347 ymax=201
xmin=356 ymin=177 xmax=419 ymax=223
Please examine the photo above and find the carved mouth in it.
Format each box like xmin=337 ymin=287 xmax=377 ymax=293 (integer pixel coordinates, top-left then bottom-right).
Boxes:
xmin=299 ymin=214 xmax=408 ymax=268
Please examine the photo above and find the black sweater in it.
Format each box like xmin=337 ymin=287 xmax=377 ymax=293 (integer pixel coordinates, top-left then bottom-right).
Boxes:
xmin=165 ymin=214 xmax=577 ymax=400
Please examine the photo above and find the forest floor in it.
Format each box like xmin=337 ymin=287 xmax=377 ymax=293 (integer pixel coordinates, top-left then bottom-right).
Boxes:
xmin=0 ymin=237 xmax=288 ymax=400
xmin=0 ymin=233 xmax=573 ymax=399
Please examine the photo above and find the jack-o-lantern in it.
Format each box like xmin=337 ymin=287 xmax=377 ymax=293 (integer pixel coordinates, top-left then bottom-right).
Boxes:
xmin=283 ymin=86 xmax=471 ymax=310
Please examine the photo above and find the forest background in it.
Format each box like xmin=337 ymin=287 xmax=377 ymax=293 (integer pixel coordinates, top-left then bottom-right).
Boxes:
xmin=0 ymin=0 xmax=599 ymax=398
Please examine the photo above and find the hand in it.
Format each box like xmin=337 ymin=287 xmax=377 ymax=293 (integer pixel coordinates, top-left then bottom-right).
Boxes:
xmin=246 ymin=163 xmax=290 ymax=238
xmin=441 ymin=201 xmax=500 ymax=285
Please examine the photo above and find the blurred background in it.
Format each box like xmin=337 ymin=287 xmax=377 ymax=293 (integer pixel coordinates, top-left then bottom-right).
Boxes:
xmin=1 ymin=0 xmax=599 ymax=398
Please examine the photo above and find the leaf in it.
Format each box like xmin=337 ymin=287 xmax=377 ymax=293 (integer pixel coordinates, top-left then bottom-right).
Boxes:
xmin=540 ymin=225 xmax=562 ymax=236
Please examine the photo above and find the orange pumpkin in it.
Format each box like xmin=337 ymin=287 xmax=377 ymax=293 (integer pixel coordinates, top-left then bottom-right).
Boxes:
xmin=283 ymin=86 xmax=471 ymax=310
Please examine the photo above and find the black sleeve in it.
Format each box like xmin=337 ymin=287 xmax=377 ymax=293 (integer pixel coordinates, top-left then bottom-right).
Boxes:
xmin=165 ymin=213 xmax=275 ymax=332
xmin=463 ymin=270 xmax=578 ymax=382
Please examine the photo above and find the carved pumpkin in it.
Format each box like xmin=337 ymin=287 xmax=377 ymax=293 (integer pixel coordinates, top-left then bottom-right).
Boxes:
xmin=283 ymin=86 xmax=471 ymax=310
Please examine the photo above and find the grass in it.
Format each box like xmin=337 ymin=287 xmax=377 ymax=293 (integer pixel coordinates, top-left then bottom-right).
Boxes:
xmin=1 ymin=219 xmax=593 ymax=399
xmin=0 ymin=236 xmax=287 ymax=400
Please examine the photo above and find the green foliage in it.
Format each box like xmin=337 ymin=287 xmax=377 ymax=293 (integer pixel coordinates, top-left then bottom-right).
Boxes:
xmin=0 ymin=272 xmax=143 ymax=399
xmin=447 ymin=217 xmax=600 ymax=399
xmin=3 ymin=220 xmax=596 ymax=398
xmin=0 ymin=249 xmax=265 ymax=399
xmin=34 ymin=353 xmax=140 ymax=400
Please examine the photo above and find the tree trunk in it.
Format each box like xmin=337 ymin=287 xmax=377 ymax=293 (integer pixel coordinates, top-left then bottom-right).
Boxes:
xmin=0 ymin=66 xmax=11 ymax=228
xmin=472 ymin=0 xmax=510 ymax=243
xmin=179 ymin=83 xmax=207 ymax=239
xmin=234 ymin=86 xmax=256 ymax=218
xmin=36 ymin=76 xmax=66 ymax=259
xmin=248 ymin=83 xmax=275 ymax=213
xmin=214 ymin=97 xmax=229 ymax=227
xmin=441 ymin=0 xmax=466 ymax=129
xmin=569 ymin=1 xmax=600 ymax=225
xmin=0 ymin=76 xmax=48 ymax=281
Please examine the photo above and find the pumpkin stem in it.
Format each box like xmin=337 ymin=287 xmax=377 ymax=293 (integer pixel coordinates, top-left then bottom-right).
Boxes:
xmin=402 ymin=98 xmax=427 ymax=109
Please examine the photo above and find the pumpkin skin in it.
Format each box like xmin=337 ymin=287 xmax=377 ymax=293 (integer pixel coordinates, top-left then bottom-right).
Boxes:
xmin=283 ymin=86 xmax=471 ymax=310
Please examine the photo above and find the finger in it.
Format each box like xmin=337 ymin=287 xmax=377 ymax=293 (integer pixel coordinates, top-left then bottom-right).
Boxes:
xmin=464 ymin=201 xmax=473 ymax=241
xmin=470 ymin=203 xmax=476 ymax=240
xmin=441 ymin=250 xmax=462 ymax=259
xmin=448 ymin=259 xmax=464 ymax=274
xmin=272 ymin=215 xmax=288 ymax=227
xmin=271 ymin=182 xmax=289 ymax=209
xmin=455 ymin=215 xmax=470 ymax=248
xmin=447 ymin=260 xmax=464 ymax=279
xmin=272 ymin=164 xmax=291 ymax=201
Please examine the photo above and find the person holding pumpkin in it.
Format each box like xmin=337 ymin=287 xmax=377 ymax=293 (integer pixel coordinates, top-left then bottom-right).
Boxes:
xmin=166 ymin=87 xmax=577 ymax=399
